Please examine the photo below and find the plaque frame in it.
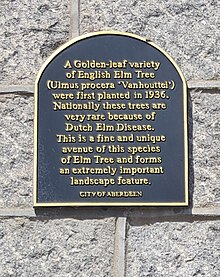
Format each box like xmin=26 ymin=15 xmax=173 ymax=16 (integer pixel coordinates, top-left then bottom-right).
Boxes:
xmin=33 ymin=31 xmax=188 ymax=207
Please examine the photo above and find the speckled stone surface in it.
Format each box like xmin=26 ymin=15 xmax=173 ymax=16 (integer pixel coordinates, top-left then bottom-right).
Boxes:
xmin=0 ymin=95 xmax=33 ymax=208
xmin=80 ymin=0 xmax=220 ymax=81
xmin=126 ymin=219 xmax=220 ymax=276
xmin=0 ymin=2 xmax=220 ymax=277
xmin=0 ymin=0 xmax=70 ymax=85
xmin=0 ymin=217 xmax=115 ymax=277
xmin=190 ymin=89 xmax=220 ymax=207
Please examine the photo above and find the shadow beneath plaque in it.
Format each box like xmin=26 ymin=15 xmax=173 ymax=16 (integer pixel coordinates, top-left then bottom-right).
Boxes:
xmin=187 ymin=90 xmax=195 ymax=211
xmin=34 ymin=89 xmax=195 ymax=221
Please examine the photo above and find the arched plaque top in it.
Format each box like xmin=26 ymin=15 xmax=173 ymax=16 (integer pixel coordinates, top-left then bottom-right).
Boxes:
xmin=36 ymin=31 xmax=187 ymax=88
xmin=34 ymin=31 xmax=188 ymax=207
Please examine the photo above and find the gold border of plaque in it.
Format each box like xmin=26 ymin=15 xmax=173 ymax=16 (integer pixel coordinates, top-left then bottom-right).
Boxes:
xmin=34 ymin=31 xmax=188 ymax=207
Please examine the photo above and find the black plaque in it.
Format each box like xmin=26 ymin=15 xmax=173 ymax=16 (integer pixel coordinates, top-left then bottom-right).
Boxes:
xmin=34 ymin=31 xmax=188 ymax=206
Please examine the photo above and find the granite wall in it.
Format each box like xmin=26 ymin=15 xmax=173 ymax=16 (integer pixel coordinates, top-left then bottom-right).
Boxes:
xmin=0 ymin=0 xmax=219 ymax=276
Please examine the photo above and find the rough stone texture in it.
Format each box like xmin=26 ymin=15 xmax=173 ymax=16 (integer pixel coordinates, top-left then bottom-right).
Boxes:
xmin=0 ymin=0 xmax=70 ymax=85
xmin=0 ymin=94 xmax=33 ymax=208
xmin=190 ymin=89 xmax=220 ymax=207
xmin=0 ymin=2 xmax=220 ymax=277
xmin=126 ymin=219 xmax=220 ymax=277
xmin=0 ymin=217 xmax=115 ymax=276
xmin=0 ymin=89 xmax=220 ymax=208
xmin=80 ymin=0 xmax=220 ymax=81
